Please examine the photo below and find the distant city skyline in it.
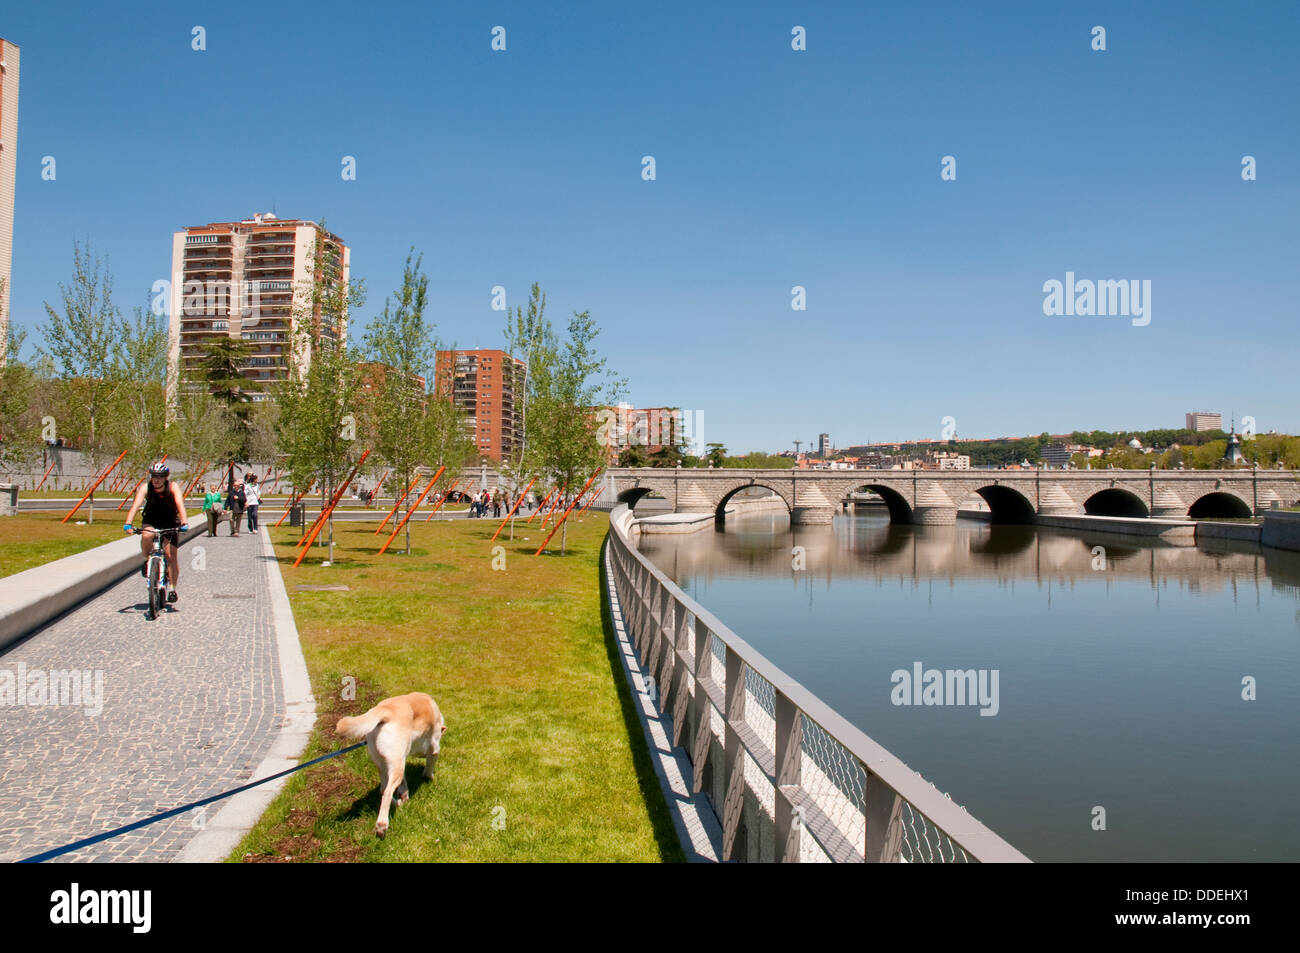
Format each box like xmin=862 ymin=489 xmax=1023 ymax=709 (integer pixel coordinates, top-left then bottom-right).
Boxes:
xmin=3 ymin=2 xmax=1297 ymax=451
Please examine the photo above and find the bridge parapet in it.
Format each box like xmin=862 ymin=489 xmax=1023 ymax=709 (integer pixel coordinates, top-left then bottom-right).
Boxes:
xmin=605 ymin=468 xmax=1300 ymax=524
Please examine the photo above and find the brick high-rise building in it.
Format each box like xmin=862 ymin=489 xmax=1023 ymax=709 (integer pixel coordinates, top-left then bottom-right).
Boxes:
xmin=168 ymin=213 xmax=350 ymax=400
xmin=0 ymin=38 xmax=19 ymax=365
xmin=434 ymin=349 xmax=525 ymax=461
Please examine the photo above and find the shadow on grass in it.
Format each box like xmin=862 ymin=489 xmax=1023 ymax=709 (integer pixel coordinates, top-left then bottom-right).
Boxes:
xmin=597 ymin=537 xmax=687 ymax=863
xmin=341 ymin=764 xmax=432 ymax=826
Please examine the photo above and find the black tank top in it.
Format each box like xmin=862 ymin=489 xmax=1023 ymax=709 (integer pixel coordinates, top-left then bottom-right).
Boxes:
xmin=142 ymin=481 xmax=181 ymax=528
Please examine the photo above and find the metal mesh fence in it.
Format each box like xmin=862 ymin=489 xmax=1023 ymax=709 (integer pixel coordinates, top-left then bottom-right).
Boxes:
xmin=610 ymin=517 xmax=1020 ymax=863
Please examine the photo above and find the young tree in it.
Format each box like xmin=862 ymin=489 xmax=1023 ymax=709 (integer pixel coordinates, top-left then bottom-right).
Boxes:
xmin=37 ymin=242 xmax=124 ymax=475
xmin=363 ymin=250 xmax=440 ymax=554
xmin=104 ymin=305 xmax=170 ymax=476
xmin=275 ymin=225 xmax=366 ymax=558
xmin=0 ymin=316 xmax=43 ymax=471
xmin=168 ymin=378 xmax=241 ymax=484
xmin=524 ymin=307 xmax=624 ymax=553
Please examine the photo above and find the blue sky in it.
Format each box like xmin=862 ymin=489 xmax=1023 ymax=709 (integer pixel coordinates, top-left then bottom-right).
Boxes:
xmin=4 ymin=1 xmax=1297 ymax=452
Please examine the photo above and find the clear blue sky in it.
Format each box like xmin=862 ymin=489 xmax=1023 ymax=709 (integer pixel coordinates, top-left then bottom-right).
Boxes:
xmin=5 ymin=1 xmax=1297 ymax=453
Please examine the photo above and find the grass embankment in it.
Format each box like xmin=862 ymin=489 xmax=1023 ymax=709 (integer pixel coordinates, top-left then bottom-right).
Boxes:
xmin=232 ymin=512 xmax=682 ymax=862
xmin=0 ymin=511 xmax=126 ymax=578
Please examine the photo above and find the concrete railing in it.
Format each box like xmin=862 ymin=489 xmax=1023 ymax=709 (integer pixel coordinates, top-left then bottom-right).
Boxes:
xmin=0 ymin=526 xmax=206 ymax=650
xmin=605 ymin=504 xmax=1030 ymax=863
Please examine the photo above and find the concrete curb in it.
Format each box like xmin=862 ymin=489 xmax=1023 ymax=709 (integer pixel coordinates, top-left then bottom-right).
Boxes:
xmin=175 ymin=525 xmax=316 ymax=863
xmin=601 ymin=536 xmax=723 ymax=863
xmin=0 ymin=524 xmax=206 ymax=651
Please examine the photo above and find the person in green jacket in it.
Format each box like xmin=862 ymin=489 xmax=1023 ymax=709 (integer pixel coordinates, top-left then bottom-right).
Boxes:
xmin=202 ymin=483 xmax=224 ymax=536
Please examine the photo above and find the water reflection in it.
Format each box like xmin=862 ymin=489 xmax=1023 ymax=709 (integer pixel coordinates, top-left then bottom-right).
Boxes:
xmin=639 ymin=513 xmax=1300 ymax=604
xmin=634 ymin=512 xmax=1300 ymax=861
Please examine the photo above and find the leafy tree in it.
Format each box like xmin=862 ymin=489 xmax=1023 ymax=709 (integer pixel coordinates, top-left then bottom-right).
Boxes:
xmin=168 ymin=378 xmax=241 ymax=486
xmin=103 ymin=305 xmax=170 ymax=476
xmin=361 ymin=250 xmax=447 ymax=554
xmin=705 ymin=442 xmax=727 ymax=467
xmin=503 ymin=287 xmax=622 ymax=553
xmin=37 ymin=242 xmax=124 ymax=474
xmin=275 ymin=226 xmax=366 ymax=557
xmin=618 ymin=443 xmax=649 ymax=468
xmin=0 ymin=317 xmax=43 ymax=470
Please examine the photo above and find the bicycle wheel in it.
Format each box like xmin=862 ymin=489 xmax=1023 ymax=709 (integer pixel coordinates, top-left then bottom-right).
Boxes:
xmin=147 ymin=557 xmax=162 ymax=619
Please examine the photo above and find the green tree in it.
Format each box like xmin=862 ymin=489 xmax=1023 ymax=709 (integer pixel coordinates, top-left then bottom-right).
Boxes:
xmin=37 ymin=242 xmax=124 ymax=474
xmin=362 ymin=250 xmax=444 ymax=554
xmin=0 ymin=314 xmax=43 ymax=471
xmin=505 ymin=292 xmax=622 ymax=553
xmin=275 ymin=226 xmax=366 ymax=558
xmin=705 ymin=442 xmax=727 ymax=467
xmin=618 ymin=443 xmax=649 ymax=468
xmin=104 ymin=305 xmax=170 ymax=476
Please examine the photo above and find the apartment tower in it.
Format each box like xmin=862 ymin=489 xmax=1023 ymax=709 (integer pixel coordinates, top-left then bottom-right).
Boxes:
xmin=434 ymin=349 xmax=525 ymax=461
xmin=0 ymin=38 xmax=19 ymax=365
xmin=169 ymin=214 xmax=349 ymax=399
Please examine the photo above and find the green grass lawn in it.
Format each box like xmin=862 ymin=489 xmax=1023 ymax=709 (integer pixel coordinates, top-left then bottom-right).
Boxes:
xmin=231 ymin=512 xmax=682 ymax=862
xmin=0 ymin=510 xmax=128 ymax=578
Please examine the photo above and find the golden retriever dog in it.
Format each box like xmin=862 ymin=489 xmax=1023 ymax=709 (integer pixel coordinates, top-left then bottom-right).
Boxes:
xmin=335 ymin=692 xmax=448 ymax=837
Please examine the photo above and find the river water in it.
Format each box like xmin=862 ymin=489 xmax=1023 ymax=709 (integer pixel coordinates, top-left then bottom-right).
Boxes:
xmin=634 ymin=509 xmax=1300 ymax=862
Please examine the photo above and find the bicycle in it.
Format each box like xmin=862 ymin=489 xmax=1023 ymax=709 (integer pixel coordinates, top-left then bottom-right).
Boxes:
xmin=124 ymin=524 xmax=185 ymax=621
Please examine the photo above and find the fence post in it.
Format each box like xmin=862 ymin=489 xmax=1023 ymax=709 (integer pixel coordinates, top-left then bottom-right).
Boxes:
xmin=864 ymin=768 xmax=905 ymax=863
xmin=656 ymin=591 xmax=675 ymax=716
xmin=670 ymin=602 xmax=691 ymax=746
xmin=722 ymin=645 xmax=747 ymax=861
xmin=774 ymin=690 xmax=803 ymax=863
xmin=691 ymin=621 xmax=712 ymax=794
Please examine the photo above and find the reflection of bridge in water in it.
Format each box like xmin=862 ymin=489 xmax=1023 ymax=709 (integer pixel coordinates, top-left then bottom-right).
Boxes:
xmin=637 ymin=513 xmax=1300 ymax=597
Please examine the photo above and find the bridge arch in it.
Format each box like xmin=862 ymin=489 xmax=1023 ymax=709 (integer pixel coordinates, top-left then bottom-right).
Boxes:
xmin=616 ymin=486 xmax=658 ymax=508
xmin=972 ymin=485 xmax=1037 ymax=524
xmin=1187 ymin=491 xmax=1252 ymax=519
xmin=714 ymin=484 xmax=792 ymax=522
xmin=1083 ymin=488 xmax=1149 ymax=518
xmin=851 ymin=484 xmax=915 ymax=524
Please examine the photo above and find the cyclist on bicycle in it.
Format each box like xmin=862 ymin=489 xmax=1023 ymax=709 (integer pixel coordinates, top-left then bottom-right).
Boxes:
xmin=123 ymin=462 xmax=189 ymax=603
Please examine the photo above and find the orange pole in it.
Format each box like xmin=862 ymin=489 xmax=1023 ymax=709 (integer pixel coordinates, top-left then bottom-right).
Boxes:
xmin=541 ymin=485 xmax=567 ymax=527
xmin=579 ymin=484 xmax=605 ymax=513
xmin=378 ymin=467 xmax=444 ymax=556
xmin=374 ymin=474 xmax=422 ymax=535
xmin=526 ymin=487 xmax=555 ymax=525
xmin=181 ymin=458 xmax=206 ymax=499
xmin=62 ymin=449 xmax=129 ymax=523
xmin=372 ymin=470 xmax=390 ymax=506
xmin=34 ymin=460 xmax=57 ymax=492
xmin=424 ymin=480 xmax=461 ymax=521
xmin=291 ymin=451 xmax=372 ymax=567
xmin=491 ymin=477 xmax=536 ymax=541
xmin=534 ymin=470 xmax=602 ymax=555
xmin=298 ymin=456 xmax=372 ymax=550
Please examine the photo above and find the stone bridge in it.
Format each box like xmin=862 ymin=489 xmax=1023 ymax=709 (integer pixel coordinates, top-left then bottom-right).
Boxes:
xmin=601 ymin=468 xmax=1300 ymax=525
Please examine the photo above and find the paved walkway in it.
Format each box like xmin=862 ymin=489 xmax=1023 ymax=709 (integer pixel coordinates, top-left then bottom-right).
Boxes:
xmin=0 ymin=526 xmax=287 ymax=862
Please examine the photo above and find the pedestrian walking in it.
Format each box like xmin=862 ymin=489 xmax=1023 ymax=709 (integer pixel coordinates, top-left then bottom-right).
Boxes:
xmin=203 ymin=482 xmax=223 ymax=536
xmin=493 ymin=492 xmax=502 ymax=518
xmin=226 ymin=480 xmax=247 ymax=536
xmin=244 ymin=473 xmax=262 ymax=532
